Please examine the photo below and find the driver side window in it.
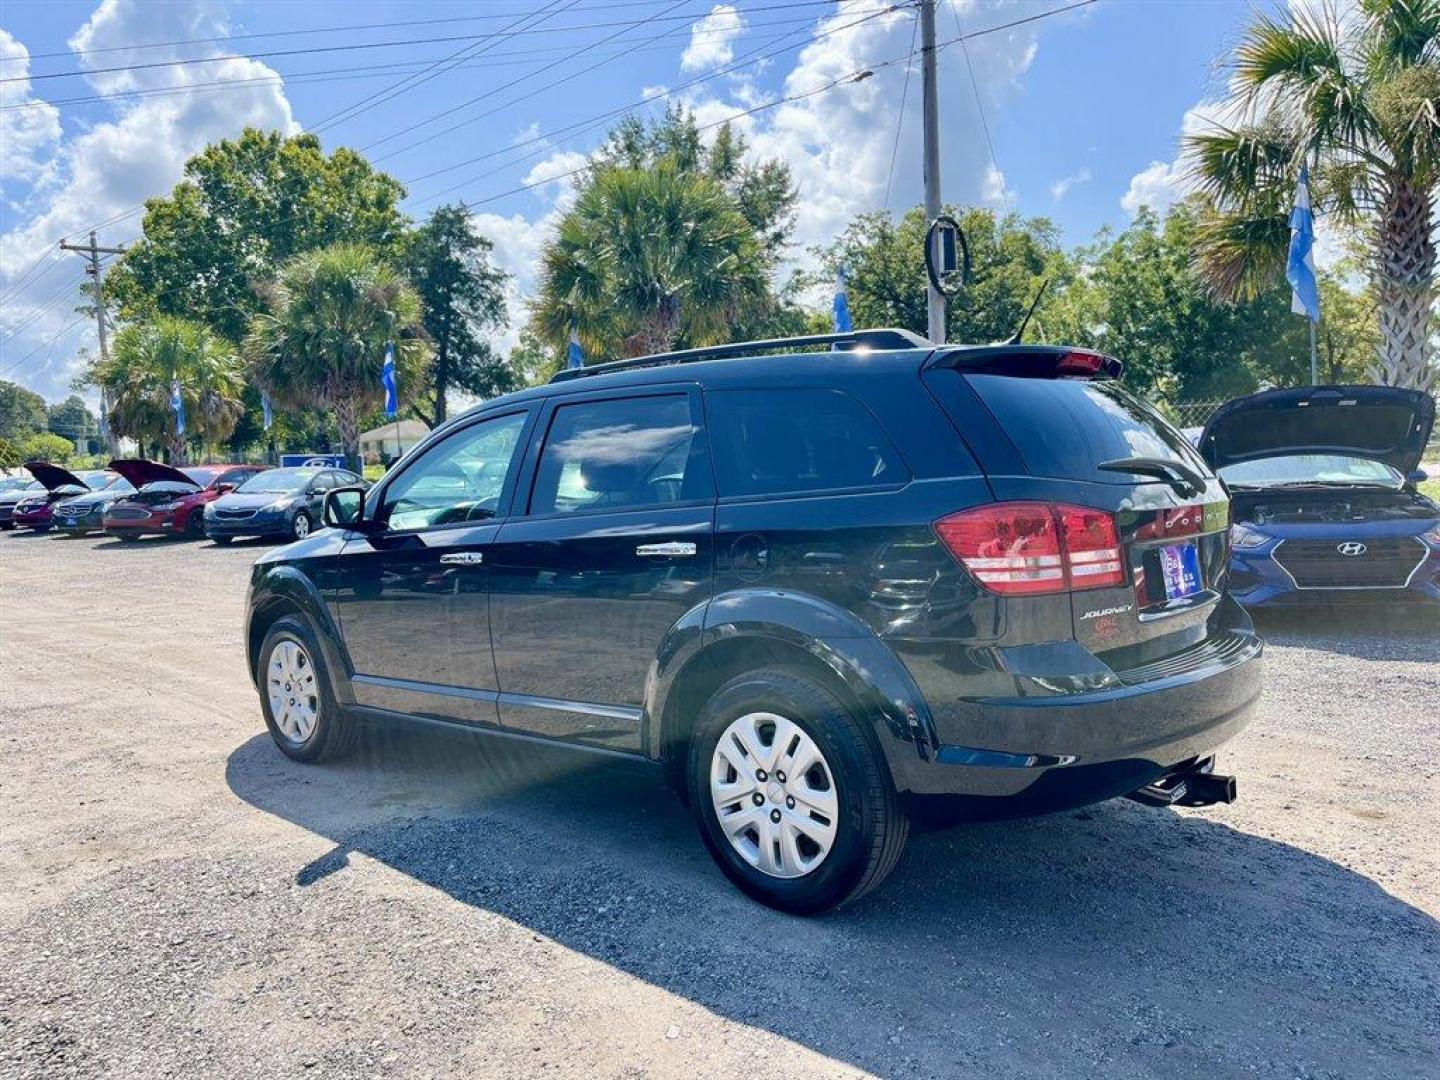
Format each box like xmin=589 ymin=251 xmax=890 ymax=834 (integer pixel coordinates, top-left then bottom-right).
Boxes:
xmin=382 ymin=412 xmax=528 ymax=532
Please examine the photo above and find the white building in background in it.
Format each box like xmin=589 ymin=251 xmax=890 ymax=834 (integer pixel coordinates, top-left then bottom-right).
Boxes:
xmin=359 ymin=419 xmax=430 ymax=462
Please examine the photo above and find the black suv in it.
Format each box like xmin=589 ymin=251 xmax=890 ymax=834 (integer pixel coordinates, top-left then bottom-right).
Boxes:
xmin=244 ymin=330 xmax=1263 ymax=913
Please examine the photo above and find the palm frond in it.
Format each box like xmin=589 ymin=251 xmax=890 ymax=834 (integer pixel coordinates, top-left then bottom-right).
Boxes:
xmin=1192 ymin=207 xmax=1292 ymax=302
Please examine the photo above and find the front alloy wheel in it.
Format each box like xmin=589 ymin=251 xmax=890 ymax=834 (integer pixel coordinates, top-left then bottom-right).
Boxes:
xmin=710 ymin=711 xmax=839 ymax=879
xmin=267 ymin=639 xmax=319 ymax=744
xmin=291 ymin=511 xmax=311 ymax=540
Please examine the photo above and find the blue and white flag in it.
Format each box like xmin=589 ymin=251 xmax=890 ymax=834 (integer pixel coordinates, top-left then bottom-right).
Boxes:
xmin=832 ymin=265 xmax=853 ymax=333
xmin=170 ymin=377 xmax=186 ymax=437
xmin=261 ymin=391 xmax=274 ymax=432
xmin=1287 ymin=165 xmax=1320 ymax=324
xmin=381 ymin=341 xmax=398 ymax=418
xmin=567 ymin=321 xmax=584 ymax=370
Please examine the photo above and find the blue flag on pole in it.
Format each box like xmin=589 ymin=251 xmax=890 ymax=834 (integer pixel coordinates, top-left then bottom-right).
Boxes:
xmin=567 ymin=321 xmax=584 ymax=369
xmin=382 ymin=341 xmax=398 ymax=418
xmin=832 ymin=265 xmax=853 ymax=333
xmin=170 ymin=377 xmax=186 ymax=437
xmin=261 ymin=391 xmax=274 ymax=432
xmin=1287 ymin=165 xmax=1320 ymax=324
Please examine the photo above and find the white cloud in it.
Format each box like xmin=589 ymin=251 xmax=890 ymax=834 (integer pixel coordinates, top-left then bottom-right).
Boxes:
xmin=1049 ymin=167 xmax=1091 ymax=203
xmin=680 ymin=4 xmax=746 ymax=73
xmin=0 ymin=0 xmax=298 ymax=402
xmin=1120 ymin=100 xmax=1231 ymax=216
xmin=522 ymin=150 xmax=590 ymax=209
xmin=0 ymin=31 xmax=62 ymax=187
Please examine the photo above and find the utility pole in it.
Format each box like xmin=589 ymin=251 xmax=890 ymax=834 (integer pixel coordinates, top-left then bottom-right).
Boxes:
xmin=919 ymin=0 xmax=945 ymax=343
xmin=60 ymin=231 xmax=124 ymax=456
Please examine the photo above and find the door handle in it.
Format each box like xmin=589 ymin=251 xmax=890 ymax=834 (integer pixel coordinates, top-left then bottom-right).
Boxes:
xmin=636 ymin=541 xmax=697 ymax=557
xmin=439 ymin=552 xmax=484 ymax=565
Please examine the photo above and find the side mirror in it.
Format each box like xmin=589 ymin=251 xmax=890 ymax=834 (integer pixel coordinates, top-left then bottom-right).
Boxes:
xmin=214 ymin=483 xmax=235 ymax=495
xmin=1407 ymin=468 xmax=1428 ymax=486
xmin=322 ymin=485 xmax=374 ymax=531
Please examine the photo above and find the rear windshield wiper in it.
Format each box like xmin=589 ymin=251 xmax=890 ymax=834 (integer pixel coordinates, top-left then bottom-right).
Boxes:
xmin=1098 ymin=457 xmax=1207 ymax=494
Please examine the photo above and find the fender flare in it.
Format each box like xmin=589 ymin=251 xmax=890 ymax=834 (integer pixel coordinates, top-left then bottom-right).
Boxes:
xmin=645 ymin=589 xmax=938 ymax=787
xmin=246 ymin=565 xmax=355 ymax=705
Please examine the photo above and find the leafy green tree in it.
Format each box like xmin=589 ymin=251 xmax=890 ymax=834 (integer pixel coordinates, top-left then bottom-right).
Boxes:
xmin=0 ymin=380 xmax=48 ymax=440
xmin=534 ymin=161 xmax=769 ymax=358
xmin=825 ymin=205 xmax=1071 ymax=345
xmin=508 ymin=323 xmax=566 ymax=388
xmin=47 ymin=395 xmax=98 ymax=453
xmin=109 ymin=129 xmax=409 ymax=344
xmin=244 ymin=244 xmax=431 ymax=467
xmin=595 ymin=107 xmax=797 ymax=263
xmin=0 ymin=436 xmax=22 ymax=469
xmin=403 ymin=204 xmax=513 ymax=423
xmin=1186 ymin=0 xmax=1440 ymax=389
xmin=19 ymin=431 xmax=75 ymax=464
xmin=95 ymin=317 xmax=246 ymax=465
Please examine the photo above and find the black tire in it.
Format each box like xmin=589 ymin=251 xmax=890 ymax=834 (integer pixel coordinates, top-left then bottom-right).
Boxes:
xmin=256 ymin=615 xmax=356 ymax=763
xmin=184 ymin=510 xmax=206 ymax=539
xmin=211 ymin=534 xmax=232 ymax=545
xmin=115 ymin=533 xmax=140 ymax=543
xmin=687 ymin=669 xmax=908 ymax=915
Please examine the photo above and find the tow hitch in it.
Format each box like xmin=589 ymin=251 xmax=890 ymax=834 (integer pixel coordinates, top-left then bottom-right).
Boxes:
xmin=1126 ymin=757 xmax=1237 ymax=808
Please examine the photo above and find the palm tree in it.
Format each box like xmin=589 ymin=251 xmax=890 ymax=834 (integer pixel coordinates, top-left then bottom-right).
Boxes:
xmin=534 ymin=162 xmax=768 ymax=359
xmin=244 ymin=244 xmax=430 ymax=466
xmin=1186 ymin=0 xmax=1439 ymax=389
xmin=99 ymin=317 xmax=245 ymax=465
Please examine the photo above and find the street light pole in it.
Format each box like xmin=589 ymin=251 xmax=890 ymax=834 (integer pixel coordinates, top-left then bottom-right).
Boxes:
xmin=920 ymin=0 xmax=946 ymax=344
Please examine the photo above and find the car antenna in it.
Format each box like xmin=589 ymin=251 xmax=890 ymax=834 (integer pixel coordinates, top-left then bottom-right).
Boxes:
xmin=1006 ymin=278 xmax=1050 ymax=344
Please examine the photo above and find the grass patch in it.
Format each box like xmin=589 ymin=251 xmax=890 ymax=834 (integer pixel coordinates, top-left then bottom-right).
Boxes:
xmin=1419 ymin=478 xmax=1440 ymax=502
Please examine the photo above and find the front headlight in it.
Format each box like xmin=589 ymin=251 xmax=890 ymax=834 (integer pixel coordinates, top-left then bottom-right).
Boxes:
xmin=1229 ymin=523 xmax=1269 ymax=549
xmin=152 ymin=501 xmax=183 ymax=512
xmin=262 ymin=498 xmax=295 ymax=513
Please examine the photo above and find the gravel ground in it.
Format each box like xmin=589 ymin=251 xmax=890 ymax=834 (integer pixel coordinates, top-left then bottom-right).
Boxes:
xmin=1 ymin=531 xmax=1437 ymax=1079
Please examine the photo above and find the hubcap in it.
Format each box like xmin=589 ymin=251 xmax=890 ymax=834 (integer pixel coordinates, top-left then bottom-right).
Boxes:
xmin=710 ymin=711 xmax=839 ymax=879
xmin=293 ymin=514 xmax=310 ymax=539
xmin=267 ymin=639 xmax=319 ymax=743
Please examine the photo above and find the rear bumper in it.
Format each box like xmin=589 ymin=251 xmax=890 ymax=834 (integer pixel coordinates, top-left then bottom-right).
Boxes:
xmin=894 ymin=616 xmax=1263 ymax=810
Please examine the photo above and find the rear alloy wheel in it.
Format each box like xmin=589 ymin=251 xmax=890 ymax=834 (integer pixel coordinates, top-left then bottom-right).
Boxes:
xmin=688 ymin=669 xmax=908 ymax=914
xmin=184 ymin=510 xmax=206 ymax=539
xmin=257 ymin=616 xmax=355 ymax=762
xmin=291 ymin=512 xmax=312 ymax=541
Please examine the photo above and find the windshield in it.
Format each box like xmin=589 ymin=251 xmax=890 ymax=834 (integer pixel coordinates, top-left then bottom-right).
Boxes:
xmin=184 ymin=468 xmax=221 ymax=487
xmin=139 ymin=481 xmax=200 ymax=495
xmin=0 ymin=478 xmax=41 ymax=493
xmin=52 ymin=471 xmax=127 ymax=494
xmin=235 ymin=467 xmax=318 ymax=494
xmin=1220 ymin=454 xmax=1402 ymax=489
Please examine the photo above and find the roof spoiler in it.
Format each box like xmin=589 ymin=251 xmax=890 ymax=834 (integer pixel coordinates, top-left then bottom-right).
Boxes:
xmin=924 ymin=344 xmax=1123 ymax=380
xmin=549 ymin=328 xmax=932 ymax=383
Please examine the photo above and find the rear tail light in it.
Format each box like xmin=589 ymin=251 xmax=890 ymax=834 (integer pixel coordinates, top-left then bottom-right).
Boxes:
xmin=935 ymin=502 xmax=1126 ymax=595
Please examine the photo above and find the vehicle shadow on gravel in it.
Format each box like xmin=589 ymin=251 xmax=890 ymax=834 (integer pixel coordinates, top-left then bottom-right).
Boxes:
xmin=1253 ymin=606 xmax=1440 ymax=662
xmin=226 ymin=726 xmax=1438 ymax=1078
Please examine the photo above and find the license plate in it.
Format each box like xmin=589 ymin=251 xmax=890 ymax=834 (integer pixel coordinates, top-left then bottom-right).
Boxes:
xmin=1159 ymin=542 xmax=1203 ymax=601
xmin=62 ymin=518 xmax=76 ymax=526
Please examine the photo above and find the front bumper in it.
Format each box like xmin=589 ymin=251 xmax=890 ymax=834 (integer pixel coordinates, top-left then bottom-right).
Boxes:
xmin=54 ymin=507 xmax=107 ymax=533
xmin=1229 ymin=529 xmax=1440 ymax=607
xmin=104 ymin=513 xmax=182 ymax=536
xmin=204 ymin=512 xmax=289 ymax=538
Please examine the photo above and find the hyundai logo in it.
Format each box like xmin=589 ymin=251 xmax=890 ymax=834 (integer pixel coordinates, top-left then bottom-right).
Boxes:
xmin=1336 ymin=541 xmax=1368 ymax=556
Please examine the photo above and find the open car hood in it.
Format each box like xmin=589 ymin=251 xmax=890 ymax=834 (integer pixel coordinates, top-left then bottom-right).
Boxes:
xmin=107 ymin=458 xmax=199 ymax=490
xmin=1197 ymin=385 xmax=1435 ymax=476
xmin=24 ymin=461 xmax=89 ymax=491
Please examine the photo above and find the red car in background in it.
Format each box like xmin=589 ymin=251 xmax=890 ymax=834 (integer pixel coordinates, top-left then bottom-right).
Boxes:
xmin=103 ymin=460 xmax=267 ymax=541
xmin=11 ymin=463 xmax=129 ymax=531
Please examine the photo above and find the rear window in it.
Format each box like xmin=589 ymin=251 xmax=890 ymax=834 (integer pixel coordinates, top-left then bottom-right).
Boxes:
xmin=706 ymin=388 xmax=907 ymax=498
xmin=962 ymin=375 xmax=1210 ymax=484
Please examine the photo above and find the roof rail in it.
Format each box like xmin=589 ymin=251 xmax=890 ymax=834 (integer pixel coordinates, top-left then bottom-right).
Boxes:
xmin=549 ymin=328 xmax=932 ymax=383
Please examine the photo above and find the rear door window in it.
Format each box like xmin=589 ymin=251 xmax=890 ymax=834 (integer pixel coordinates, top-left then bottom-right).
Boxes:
xmin=959 ymin=374 xmax=1210 ymax=484
xmin=528 ymin=394 xmax=707 ymax=516
xmin=706 ymin=388 xmax=907 ymax=498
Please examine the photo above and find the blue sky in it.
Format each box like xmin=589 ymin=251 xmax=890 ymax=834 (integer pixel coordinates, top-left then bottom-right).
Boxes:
xmin=1 ymin=0 xmax=1260 ymax=404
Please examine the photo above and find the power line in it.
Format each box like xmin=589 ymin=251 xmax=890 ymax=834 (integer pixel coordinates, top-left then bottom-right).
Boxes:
xmin=401 ymin=3 xmax=903 ymax=196
xmin=0 ymin=315 xmax=86 ymax=379
xmin=365 ymin=0 xmax=701 ymax=159
xmin=4 ymin=0 xmax=841 ymax=85
xmin=1 ymin=247 xmax=60 ymax=304
xmin=948 ymin=0 xmax=1001 ymax=191
xmin=6 ymin=0 xmax=704 ymax=62
xmin=2 ymin=17 xmax=823 ymax=114
xmin=884 ymin=10 xmax=920 ymax=209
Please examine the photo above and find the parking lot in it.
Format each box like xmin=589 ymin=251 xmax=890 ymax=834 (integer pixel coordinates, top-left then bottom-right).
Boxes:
xmin=1 ymin=532 xmax=1437 ymax=1079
